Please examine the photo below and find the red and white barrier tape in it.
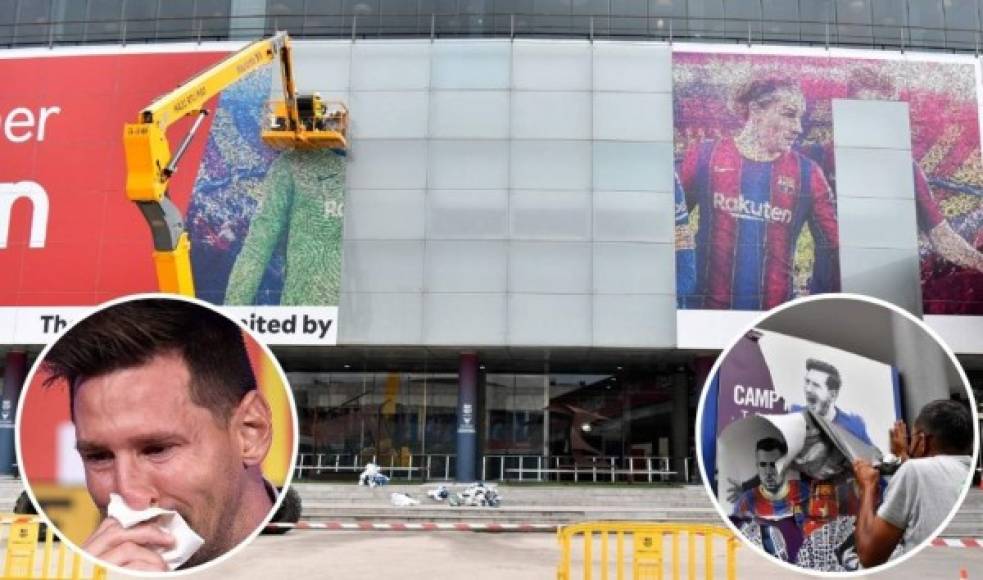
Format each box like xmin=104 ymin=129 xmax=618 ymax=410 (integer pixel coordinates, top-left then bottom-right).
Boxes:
xmin=931 ymin=538 xmax=983 ymax=548
xmin=265 ymin=521 xmax=557 ymax=532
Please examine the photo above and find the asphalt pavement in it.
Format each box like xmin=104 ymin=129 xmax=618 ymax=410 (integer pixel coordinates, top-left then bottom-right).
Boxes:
xmin=156 ymin=530 xmax=983 ymax=580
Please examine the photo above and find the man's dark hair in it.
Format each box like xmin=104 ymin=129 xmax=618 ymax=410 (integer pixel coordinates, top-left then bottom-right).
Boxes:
xmin=805 ymin=358 xmax=842 ymax=393
xmin=756 ymin=437 xmax=788 ymax=456
xmin=42 ymin=298 xmax=256 ymax=423
xmin=914 ymin=399 xmax=974 ymax=455
xmin=732 ymin=75 xmax=800 ymax=120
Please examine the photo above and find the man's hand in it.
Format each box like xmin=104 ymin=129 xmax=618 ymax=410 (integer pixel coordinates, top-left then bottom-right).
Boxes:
xmin=725 ymin=478 xmax=743 ymax=504
xmin=82 ymin=517 xmax=174 ymax=572
xmin=852 ymin=459 xmax=880 ymax=493
xmin=889 ymin=420 xmax=909 ymax=461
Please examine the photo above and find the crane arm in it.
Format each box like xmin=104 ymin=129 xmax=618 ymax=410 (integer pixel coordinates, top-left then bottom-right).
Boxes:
xmin=123 ymin=32 xmax=297 ymax=296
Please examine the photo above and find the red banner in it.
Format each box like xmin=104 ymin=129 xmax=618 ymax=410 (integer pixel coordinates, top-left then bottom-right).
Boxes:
xmin=0 ymin=50 xmax=227 ymax=306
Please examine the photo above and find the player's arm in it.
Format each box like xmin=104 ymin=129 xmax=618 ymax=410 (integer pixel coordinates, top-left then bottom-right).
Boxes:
xmin=677 ymin=142 xmax=704 ymax=211
xmin=806 ymin=162 xmax=841 ymax=292
xmin=927 ymin=222 xmax=983 ymax=272
xmin=915 ymin=166 xmax=983 ymax=272
xmin=225 ymin=154 xmax=293 ymax=304
xmin=852 ymin=459 xmax=904 ymax=568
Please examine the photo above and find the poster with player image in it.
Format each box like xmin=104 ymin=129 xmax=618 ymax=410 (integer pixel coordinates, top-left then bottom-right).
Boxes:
xmin=16 ymin=295 xmax=298 ymax=574
xmin=673 ymin=51 xmax=983 ymax=314
xmin=703 ymin=329 xmax=903 ymax=571
xmin=186 ymin=64 xmax=346 ymax=308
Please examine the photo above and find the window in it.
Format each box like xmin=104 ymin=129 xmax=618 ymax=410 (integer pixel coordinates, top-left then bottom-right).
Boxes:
xmin=688 ymin=0 xmax=725 ymax=38
xmin=304 ymin=0 xmax=347 ymax=37
xmin=0 ymin=0 xmax=14 ymax=45
xmin=761 ymin=0 xmax=799 ymax=42
xmin=157 ymin=0 xmax=195 ymax=40
xmin=724 ymin=0 xmax=763 ymax=42
xmin=871 ymin=0 xmax=903 ymax=47
xmin=799 ymin=0 xmax=834 ymax=44
xmin=123 ymin=0 xmax=158 ymax=42
xmin=266 ymin=0 xmax=305 ymax=35
xmin=835 ymin=0 xmax=872 ymax=46
xmin=908 ymin=0 xmax=945 ymax=48
xmin=943 ymin=0 xmax=980 ymax=50
xmin=15 ymin=0 xmax=51 ymax=45
xmin=85 ymin=0 xmax=123 ymax=43
xmin=196 ymin=0 xmax=231 ymax=38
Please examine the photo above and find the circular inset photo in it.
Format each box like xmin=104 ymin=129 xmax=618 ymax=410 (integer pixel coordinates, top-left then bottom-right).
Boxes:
xmin=696 ymin=294 xmax=979 ymax=575
xmin=15 ymin=294 xmax=298 ymax=575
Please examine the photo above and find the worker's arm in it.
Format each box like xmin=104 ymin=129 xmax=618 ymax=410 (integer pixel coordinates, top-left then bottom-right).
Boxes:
xmin=852 ymin=459 xmax=904 ymax=568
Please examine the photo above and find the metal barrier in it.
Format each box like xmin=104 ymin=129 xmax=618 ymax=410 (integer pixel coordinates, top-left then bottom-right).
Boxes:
xmin=556 ymin=522 xmax=738 ymax=580
xmin=483 ymin=455 xmax=691 ymax=483
xmin=294 ymin=453 xmax=455 ymax=481
xmin=0 ymin=514 xmax=106 ymax=580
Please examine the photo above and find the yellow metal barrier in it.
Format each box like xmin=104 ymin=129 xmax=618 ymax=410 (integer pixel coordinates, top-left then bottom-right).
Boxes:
xmin=0 ymin=514 xmax=107 ymax=580
xmin=557 ymin=522 xmax=740 ymax=580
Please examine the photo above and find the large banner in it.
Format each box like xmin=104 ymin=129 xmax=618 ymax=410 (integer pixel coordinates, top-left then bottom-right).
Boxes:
xmin=0 ymin=47 xmax=343 ymax=344
xmin=674 ymin=50 xmax=983 ymax=314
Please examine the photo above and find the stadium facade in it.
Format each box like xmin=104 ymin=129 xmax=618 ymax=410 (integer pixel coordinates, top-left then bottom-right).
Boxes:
xmin=0 ymin=0 xmax=981 ymax=483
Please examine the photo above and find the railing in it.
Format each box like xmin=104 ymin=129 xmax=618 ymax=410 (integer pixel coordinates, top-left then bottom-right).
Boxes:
xmin=556 ymin=521 xmax=739 ymax=580
xmin=481 ymin=455 xmax=691 ymax=484
xmin=1 ymin=12 xmax=982 ymax=55
xmin=294 ymin=453 xmax=455 ymax=482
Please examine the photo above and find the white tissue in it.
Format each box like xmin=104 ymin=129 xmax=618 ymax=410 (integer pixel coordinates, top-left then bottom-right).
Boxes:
xmin=106 ymin=494 xmax=205 ymax=570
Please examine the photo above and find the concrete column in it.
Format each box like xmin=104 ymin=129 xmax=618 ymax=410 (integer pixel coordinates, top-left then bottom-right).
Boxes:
xmin=456 ymin=352 xmax=479 ymax=482
xmin=0 ymin=351 xmax=27 ymax=475
xmin=671 ymin=367 xmax=690 ymax=483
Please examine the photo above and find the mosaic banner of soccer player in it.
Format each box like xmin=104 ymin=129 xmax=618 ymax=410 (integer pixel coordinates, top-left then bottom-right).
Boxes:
xmin=706 ymin=330 xmax=901 ymax=572
xmin=186 ymin=64 xmax=347 ymax=310
xmin=673 ymin=51 xmax=983 ymax=314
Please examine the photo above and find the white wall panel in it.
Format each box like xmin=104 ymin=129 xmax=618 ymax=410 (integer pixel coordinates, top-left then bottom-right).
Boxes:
xmin=593 ymin=42 xmax=672 ymax=92
xmin=593 ymin=243 xmax=675 ymax=294
xmin=512 ymin=41 xmax=591 ymax=91
xmin=429 ymin=140 xmax=509 ymax=189
xmin=593 ymin=191 xmax=673 ymax=243
xmin=349 ymin=91 xmax=428 ymax=139
xmin=509 ymin=294 xmax=591 ymax=346
xmin=347 ymin=140 xmax=428 ymax=189
xmin=343 ymin=189 xmax=425 ymax=240
xmin=426 ymin=189 xmax=509 ymax=239
xmin=510 ymin=190 xmax=591 ymax=241
xmin=430 ymin=91 xmax=510 ymax=138
xmin=432 ymin=41 xmax=511 ymax=89
xmin=594 ymin=294 xmax=676 ymax=347
xmin=424 ymin=293 xmax=508 ymax=345
xmin=512 ymin=92 xmax=591 ymax=140
xmin=838 ymin=198 xmax=919 ymax=249
xmin=594 ymin=93 xmax=673 ymax=142
xmin=509 ymin=242 xmax=591 ymax=293
xmin=338 ymin=292 xmax=422 ymax=344
xmin=424 ymin=241 xmax=508 ymax=292
xmin=593 ymin=141 xmax=674 ymax=192
xmin=288 ymin=41 xmax=352 ymax=96
xmin=510 ymin=141 xmax=591 ymax=190
xmin=834 ymin=147 xmax=916 ymax=200
xmin=832 ymin=99 xmax=913 ymax=149
xmin=350 ymin=41 xmax=430 ymax=90
xmin=341 ymin=241 xmax=425 ymax=293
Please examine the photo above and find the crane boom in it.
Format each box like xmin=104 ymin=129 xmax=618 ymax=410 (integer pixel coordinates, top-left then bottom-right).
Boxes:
xmin=123 ymin=31 xmax=347 ymax=296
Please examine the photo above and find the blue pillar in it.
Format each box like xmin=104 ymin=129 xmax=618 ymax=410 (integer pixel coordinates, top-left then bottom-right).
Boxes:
xmin=0 ymin=351 xmax=27 ymax=475
xmin=456 ymin=352 xmax=478 ymax=482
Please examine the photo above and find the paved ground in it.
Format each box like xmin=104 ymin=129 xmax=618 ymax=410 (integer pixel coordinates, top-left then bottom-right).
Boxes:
xmin=161 ymin=530 xmax=983 ymax=580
